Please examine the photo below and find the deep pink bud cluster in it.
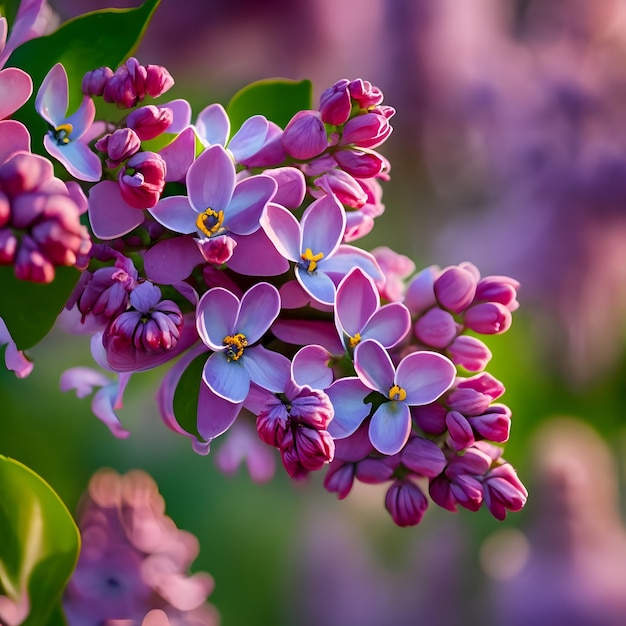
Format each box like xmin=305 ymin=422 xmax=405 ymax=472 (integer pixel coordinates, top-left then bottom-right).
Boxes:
xmin=126 ymin=104 xmax=174 ymax=140
xmin=0 ymin=152 xmax=91 ymax=283
xmin=84 ymin=57 xmax=174 ymax=109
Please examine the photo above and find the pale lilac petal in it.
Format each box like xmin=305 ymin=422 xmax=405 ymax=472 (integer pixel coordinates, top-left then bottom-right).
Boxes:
xmin=236 ymin=282 xmax=280 ymax=343
xmin=35 ymin=62 xmax=67 ymax=126
xmin=88 ymin=181 xmax=144 ymax=239
xmin=0 ymin=68 xmax=32 ymax=119
xmin=187 ymin=144 xmax=234 ymax=212
xmin=322 ymin=245 xmax=385 ymax=283
xmin=196 ymin=287 xmax=239 ymax=349
xmin=143 ymin=236 xmax=204 ymax=283
xmin=60 ymin=366 xmax=110 ymax=397
xmin=260 ymin=201 xmax=302 ymax=261
xmin=226 ymin=174 xmax=276 ymax=235
xmin=44 ymin=134 xmax=101 ymax=181
xmin=301 ymin=194 xmax=345 ymax=258
xmin=335 ymin=267 xmax=378 ymax=339
xmin=148 ymin=194 xmax=197 ymax=234
xmin=92 ymin=383 xmax=131 ymax=439
xmin=0 ymin=120 xmax=30 ymax=163
xmin=228 ymin=115 xmax=269 ymax=161
xmin=195 ymin=103 xmax=230 ymax=146
xmin=396 ymin=351 xmax=456 ymax=405
xmin=261 ymin=167 xmax=305 ymax=208
xmin=161 ymin=98 xmax=192 ymax=133
xmin=272 ymin=319 xmax=344 ymax=354
xmin=197 ymin=382 xmax=243 ymax=441
xmin=243 ymin=345 xmax=290 ymax=393
xmin=203 ymin=350 xmax=249 ymax=402
xmin=369 ymin=401 xmax=411 ymax=455
xmin=64 ymin=95 xmax=96 ymax=138
xmin=0 ymin=317 xmax=33 ymax=378
xmin=326 ymin=377 xmax=371 ymax=438
xmin=361 ymin=302 xmax=411 ymax=348
xmin=296 ymin=266 xmax=337 ymax=306
xmin=354 ymin=339 xmax=395 ymax=393
xmin=157 ymin=344 xmax=211 ymax=454
xmin=159 ymin=126 xmax=195 ymax=182
xmin=292 ymin=344 xmax=334 ymax=389
xmin=227 ymin=229 xmax=290 ymax=276
xmin=2 ymin=0 xmax=50 ymax=63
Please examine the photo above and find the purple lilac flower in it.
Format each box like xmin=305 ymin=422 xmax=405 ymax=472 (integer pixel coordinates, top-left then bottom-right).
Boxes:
xmin=35 ymin=63 xmax=102 ymax=182
xmin=261 ymin=192 xmax=383 ymax=305
xmin=63 ymin=469 xmax=216 ymax=626
xmin=328 ymin=339 xmax=456 ymax=455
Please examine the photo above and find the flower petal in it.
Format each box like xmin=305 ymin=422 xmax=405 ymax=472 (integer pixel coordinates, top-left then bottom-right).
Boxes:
xmin=197 ymin=382 xmax=243 ymax=441
xmin=335 ymin=267 xmax=378 ymax=339
xmin=353 ymin=339 xmax=395 ymax=393
xmin=203 ymin=350 xmax=250 ymax=402
xmin=292 ymin=344 xmax=334 ymax=389
xmin=396 ymin=351 xmax=456 ymax=405
xmin=160 ymin=126 xmax=196 ymax=182
xmin=0 ymin=120 xmax=30 ymax=165
xmin=296 ymin=266 xmax=337 ymax=306
xmin=226 ymin=174 xmax=276 ymax=235
xmin=44 ymin=134 xmax=101 ymax=182
xmin=326 ymin=377 xmax=371 ymax=438
xmin=35 ymin=62 xmax=67 ymax=126
xmin=187 ymin=143 xmax=234 ymax=212
xmin=196 ymin=287 xmax=239 ymax=349
xmin=143 ymin=235 xmax=204 ymax=283
xmin=228 ymin=115 xmax=269 ymax=161
xmin=227 ymin=229 xmax=290 ymax=276
xmin=195 ymin=103 xmax=230 ymax=146
xmin=300 ymin=193 xmax=345 ymax=258
xmin=243 ymin=345 xmax=291 ymax=393
xmin=88 ymin=180 xmax=144 ymax=239
xmin=65 ymin=95 xmax=96 ymax=138
xmin=361 ymin=302 xmax=411 ymax=348
xmin=368 ymin=401 xmax=411 ymax=455
xmin=148 ymin=194 xmax=197 ymax=234
xmin=236 ymin=282 xmax=280 ymax=343
xmin=0 ymin=68 xmax=32 ymax=119
xmin=322 ymin=244 xmax=384 ymax=283
xmin=259 ymin=201 xmax=302 ymax=262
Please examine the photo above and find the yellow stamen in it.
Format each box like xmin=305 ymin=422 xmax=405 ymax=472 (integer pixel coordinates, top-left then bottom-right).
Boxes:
xmin=348 ymin=332 xmax=361 ymax=349
xmin=223 ymin=333 xmax=248 ymax=361
xmin=300 ymin=248 xmax=324 ymax=273
xmin=388 ymin=384 xmax=407 ymax=402
xmin=54 ymin=123 xmax=74 ymax=145
xmin=196 ymin=208 xmax=225 ymax=238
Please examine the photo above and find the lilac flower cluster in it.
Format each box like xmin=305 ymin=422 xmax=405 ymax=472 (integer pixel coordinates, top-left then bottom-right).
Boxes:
xmin=63 ymin=469 xmax=217 ymax=626
xmin=0 ymin=3 xmax=526 ymax=528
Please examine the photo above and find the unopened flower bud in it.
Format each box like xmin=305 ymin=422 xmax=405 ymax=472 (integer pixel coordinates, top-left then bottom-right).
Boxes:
xmin=412 ymin=402 xmax=447 ymax=435
xmin=314 ymin=169 xmax=368 ymax=208
xmin=145 ymin=64 xmax=175 ymax=99
xmin=348 ymin=79 xmax=384 ymax=109
xmin=333 ymin=148 xmax=385 ymax=178
xmin=118 ymin=151 xmax=166 ymax=209
xmin=95 ymin=128 xmax=141 ymax=167
xmin=341 ymin=111 xmax=393 ymax=149
xmin=126 ymin=105 xmax=174 ymax=141
xmin=447 ymin=335 xmax=492 ymax=371
xmin=464 ymin=302 xmax=512 ymax=334
xmin=482 ymin=462 xmax=528 ymax=520
xmin=469 ymin=404 xmax=511 ymax=443
xmin=385 ymin=479 xmax=429 ymax=526
xmin=414 ymin=307 xmax=461 ymax=348
xmin=404 ymin=266 xmax=438 ymax=315
xmin=475 ymin=275 xmax=520 ymax=310
xmin=401 ymin=436 xmax=446 ymax=477
xmin=323 ymin=461 xmax=356 ymax=499
xmin=282 ymin=110 xmax=328 ymax=160
xmin=446 ymin=410 xmax=475 ymax=451
xmin=82 ymin=66 xmax=114 ymax=96
xmin=435 ymin=266 xmax=478 ymax=313
xmin=281 ymin=426 xmax=334 ymax=477
xmin=319 ymin=79 xmax=352 ymax=125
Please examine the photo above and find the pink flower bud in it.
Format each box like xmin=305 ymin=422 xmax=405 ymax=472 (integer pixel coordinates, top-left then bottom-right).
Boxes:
xmin=348 ymin=79 xmax=384 ymax=109
xmin=447 ymin=335 xmax=492 ymax=371
xmin=412 ymin=402 xmax=447 ymax=435
xmin=482 ymin=462 xmax=528 ymax=520
xmin=464 ymin=302 xmax=512 ymax=334
xmin=371 ymin=246 xmax=415 ymax=302
xmin=401 ymin=436 xmax=446 ymax=477
xmin=434 ymin=266 xmax=478 ymax=313
xmin=195 ymin=234 xmax=237 ymax=266
xmin=281 ymin=426 xmax=334 ymax=477
xmin=446 ymin=410 xmax=475 ymax=451
xmin=323 ymin=461 xmax=356 ymax=499
xmin=385 ymin=479 xmax=429 ymax=527
xmin=319 ymin=79 xmax=352 ymax=125
xmin=126 ymin=105 xmax=174 ymax=141
xmin=469 ymin=404 xmax=511 ymax=443
xmin=341 ymin=111 xmax=393 ymax=149
xmin=145 ymin=64 xmax=175 ymax=99
xmin=404 ymin=266 xmax=438 ymax=315
xmin=81 ymin=66 xmax=114 ymax=96
xmin=414 ymin=307 xmax=461 ymax=348
xmin=475 ymin=275 xmax=520 ymax=310
xmin=95 ymin=128 xmax=141 ymax=167
xmin=118 ymin=151 xmax=166 ymax=209
xmin=256 ymin=401 xmax=290 ymax=448
xmin=355 ymin=457 xmax=396 ymax=483
xmin=14 ymin=234 xmax=54 ymax=282
xmin=314 ymin=169 xmax=368 ymax=208
xmin=333 ymin=148 xmax=385 ymax=178
xmin=282 ymin=110 xmax=328 ymax=160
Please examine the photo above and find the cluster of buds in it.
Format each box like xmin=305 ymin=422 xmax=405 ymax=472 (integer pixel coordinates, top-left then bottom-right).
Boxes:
xmin=0 ymin=12 xmax=527 ymax=530
xmin=63 ymin=469 xmax=217 ymax=625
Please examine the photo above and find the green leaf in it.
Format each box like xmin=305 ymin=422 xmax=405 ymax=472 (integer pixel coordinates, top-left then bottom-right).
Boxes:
xmin=9 ymin=0 xmax=161 ymax=150
xmin=0 ymin=0 xmax=20 ymax=27
xmin=173 ymin=352 xmax=209 ymax=444
xmin=0 ymin=456 xmax=80 ymax=626
xmin=227 ymin=78 xmax=313 ymax=134
xmin=0 ymin=265 xmax=80 ymax=350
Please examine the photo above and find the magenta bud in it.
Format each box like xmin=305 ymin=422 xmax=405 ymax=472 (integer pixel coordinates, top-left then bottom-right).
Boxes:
xmin=118 ymin=151 xmax=166 ymax=209
xmin=341 ymin=112 xmax=393 ymax=149
xmin=447 ymin=335 xmax=492 ymax=372
xmin=333 ymin=148 xmax=385 ymax=178
xmin=282 ymin=110 xmax=328 ymax=160
xmin=14 ymin=234 xmax=54 ymax=283
xmin=435 ymin=266 xmax=478 ymax=313
xmin=82 ymin=66 xmax=114 ymax=96
xmin=412 ymin=402 xmax=447 ymax=435
xmin=385 ymin=479 xmax=429 ymax=527
xmin=469 ymin=404 xmax=511 ymax=443
xmin=482 ymin=462 xmax=528 ymax=520
xmin=314 ymin=169 xmax=368 ymax=208
xmin=96 ymin=128 xmax=141 ymax=167
xmin=456 ymin=371 xmax=505 ymax=400
xmin=404 ymin=266 xmax=438 ymax=315
xmin=355 ymin=457 xmax=396 ymax=484
xmin=464 ymin=302 xmax=512 ymax=334
xmin=475 ymin=275 xmax=520 ymax=311
xmin=446 ymin=410 xmax=475 ymax=451
xmin=145 ymin=64 xmax=175 ymax=98
xmin=256 ymin=402 xmax=290 ymax=448
xmin=348 ymin=79 xmax=384 ymax=109
xmin=323 ymin=461 xmax=356 ymax=499
xmin=401 ymin=436 xmax=446 ymax=477
xmin=319 ymin=79 xmax=352 ymax=125
xmin=282 ymin=426 xmax=334 ymax=477
xmin=414 ymin=307 xmax=461 ymax=348
xmin=195 ymin=234 xmax=236 ymax=266
xmin=126 ymin=105 xmax=173 ymax=141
